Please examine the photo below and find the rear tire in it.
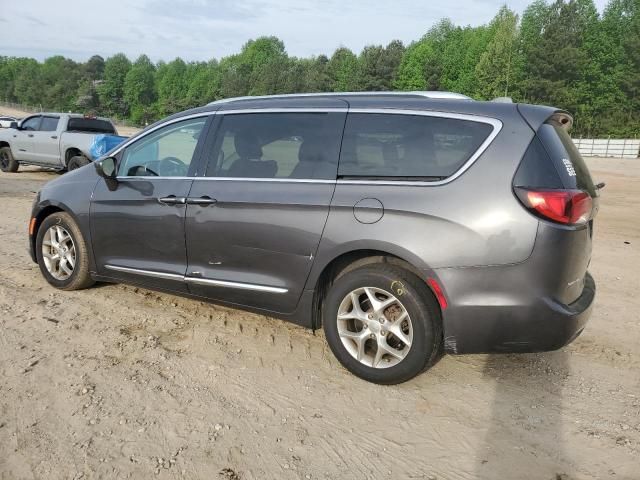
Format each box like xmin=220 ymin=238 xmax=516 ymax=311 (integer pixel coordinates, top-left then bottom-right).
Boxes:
xmin=67 ymin=155 xmax=90 ymax=171
xmin=36 ymin=212 xmax=95 ymax=290
xmin=0 ymin=146 xmax=19 ymax=172
xmin=322 ymin=264 xmax=442 ymax=384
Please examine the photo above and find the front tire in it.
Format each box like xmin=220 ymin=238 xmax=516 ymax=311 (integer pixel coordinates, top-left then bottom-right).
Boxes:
xmin=67 ymin=155 xmax=90 ymax=171
xmin=0 ymin=146 xmax=19 ymax=172
xmin=323 ymin=265 xmax=442 ymax=384
xmin=36 ymin=212 xmax=95 ymax=290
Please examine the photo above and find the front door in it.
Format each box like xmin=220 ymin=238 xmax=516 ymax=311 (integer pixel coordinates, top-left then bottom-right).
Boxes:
xmin=31 ymin=115 xmax=61 ymax=165
xmin=90 ymin=115 xmax=210 ymax=292
xmin=184 ymin=110 xmax=346 ymax=313
xmin=12 ymin=115 xmax=40 ymax=161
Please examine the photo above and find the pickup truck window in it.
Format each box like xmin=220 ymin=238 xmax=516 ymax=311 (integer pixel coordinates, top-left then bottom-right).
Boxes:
xmin=21 ymin=116 xmax=41 ymax=131
xmin=39 ymin=117 xmax=60 ymax=132
xmin=67 ymin=118 xmax=115 ymax=134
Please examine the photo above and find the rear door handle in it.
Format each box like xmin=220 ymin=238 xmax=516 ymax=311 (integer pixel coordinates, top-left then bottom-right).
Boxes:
xmin=50 ymin=135 xmax=58 ymax=139
xmin=158 ymin=195 xmax=186 ymax=205
xmin=27 ymin=134 xmax=34 ymax=138
xmin=186 ymin=196 xmax=217 ymax=206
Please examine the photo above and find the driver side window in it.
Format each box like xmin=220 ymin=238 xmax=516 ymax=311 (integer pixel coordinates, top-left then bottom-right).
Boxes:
xmin=119 ymin=117 xmax=206 ymax=177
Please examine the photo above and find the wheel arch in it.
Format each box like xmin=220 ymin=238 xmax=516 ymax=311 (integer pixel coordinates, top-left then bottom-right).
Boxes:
xmin=0 ymin=141 xmax=11 ymax=149
xmin=64 ymin=147 xmax=86 ymax=167
xmin=310 ymin=247 xmax=440 ymax=330
xmin=30 ymin=202 xmax=87 ymax=264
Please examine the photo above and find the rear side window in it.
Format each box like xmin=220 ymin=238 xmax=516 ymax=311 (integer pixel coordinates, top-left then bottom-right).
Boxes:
xmin=39 ymin=116 xmax=59 ymax=132
xmin=513 ymin=136 xmax=564 ymax=189
xmin=67 ymin=118 xmax=115 ymax=134
xmin=205 ymin=113 xmax=345 ymax=179
xmin=338 ymin=113 xmax=493 ymax=180
xmin=537 ymin=123 xmax=596 ymax=197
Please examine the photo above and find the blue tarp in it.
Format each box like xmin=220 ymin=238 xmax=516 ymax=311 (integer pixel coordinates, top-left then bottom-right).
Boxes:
xmin=89 ymin=134 xmax=128 ymax=160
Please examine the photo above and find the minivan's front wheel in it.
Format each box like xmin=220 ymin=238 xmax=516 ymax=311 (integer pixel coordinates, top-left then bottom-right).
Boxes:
xmin=36 ymin=212 xmax=94 ymax=290
xmin=323 ymin=265 xmax=442 ymax=384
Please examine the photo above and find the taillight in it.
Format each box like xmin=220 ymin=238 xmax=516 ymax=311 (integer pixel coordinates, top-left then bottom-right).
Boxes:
xmin=514 ymin=187 xmax=592 ymax=225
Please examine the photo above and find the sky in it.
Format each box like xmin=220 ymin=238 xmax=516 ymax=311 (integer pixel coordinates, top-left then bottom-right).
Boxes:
xmin=0 ymin=0 xmax=610 ymax=63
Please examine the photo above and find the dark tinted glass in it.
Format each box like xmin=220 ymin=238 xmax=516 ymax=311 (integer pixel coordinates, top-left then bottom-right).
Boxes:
xmin=21 ymin=116 xmax=41 ymax=131
xmin=206 ymin=113 xmax=345 ymax=179
xmin=39 ymin=116 xmax=59 ymax=132
xmin=537 ymin=123 xmax=596 ymax=197
xmin=513 ymin=136 xmax=564 ymax=189
xmin=339 ymin=113 xmax=493 ymax=179
xmin=67 ymin=118 xmax=115 ymax=134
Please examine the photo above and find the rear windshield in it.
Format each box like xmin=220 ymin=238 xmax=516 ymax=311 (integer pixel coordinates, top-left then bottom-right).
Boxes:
xmin=537 ymin=122 xmax=596 ymax=197
xmin=66 ymin=118 xmax=115 ymax=134
xmin=338 ymin=113 xmax=494 ymax=180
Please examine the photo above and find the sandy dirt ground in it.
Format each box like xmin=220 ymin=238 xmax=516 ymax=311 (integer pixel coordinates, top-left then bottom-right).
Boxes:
xmin=0 ymin=106 xmax=141 ymax=137
xmin=0 ymin=158 xmax=638 ymax=480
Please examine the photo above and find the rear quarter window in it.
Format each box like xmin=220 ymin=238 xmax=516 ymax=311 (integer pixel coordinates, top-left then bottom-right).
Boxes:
xmin=537 ymin=123 xmax=597 ymax=197
xmin=67 ymin=118 xmax=115 ymax=134
xmin=338 ymin=113 xmax=494 ymax=180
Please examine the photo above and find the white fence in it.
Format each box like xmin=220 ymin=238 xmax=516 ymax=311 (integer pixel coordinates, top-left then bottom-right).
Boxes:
xmin=573 ymin=138 xmax=640 ymax=158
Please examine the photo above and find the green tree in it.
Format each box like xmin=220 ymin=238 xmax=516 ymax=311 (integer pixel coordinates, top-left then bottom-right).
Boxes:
xmin=475 ymin=7 xmax=519 ymax=99
xmin=124 ymin=55 xmax=157 ymax=124
xmin=327 ymin=47 xmax=358 ymax=91
xmin=156 ymin=58 xmax=188 ymax=115
xmin=98 ymin=53 xmax=131 ymax=117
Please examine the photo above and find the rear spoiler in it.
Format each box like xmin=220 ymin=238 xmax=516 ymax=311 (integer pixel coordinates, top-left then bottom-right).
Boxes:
xmin=517 ymin=104 xmax=573 ymax=132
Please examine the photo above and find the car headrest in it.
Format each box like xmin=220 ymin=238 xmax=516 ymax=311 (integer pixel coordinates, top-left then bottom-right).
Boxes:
xmin=298 ymin=138 xmax=325 ymax=163
xmin=234 ymin=132 xmax=263 ymax=159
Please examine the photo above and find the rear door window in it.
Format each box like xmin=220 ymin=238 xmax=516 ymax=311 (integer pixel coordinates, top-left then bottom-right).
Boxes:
xmin=338 ymin=113 xmax=494 ymax=180
xmin=537 ymin=123 xmax=597 ymax=197
xmin=205 ymin=112 xmax=345 ymax=180
xmin=39 ymin=116 xmax=60 ymax=132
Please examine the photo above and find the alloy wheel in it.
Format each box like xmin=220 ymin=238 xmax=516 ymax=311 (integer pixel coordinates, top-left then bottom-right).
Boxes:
xmin=336 ymin=287 xmax=413 ymax=369
xmin=42 ymin=225 xmax=76 ymax=280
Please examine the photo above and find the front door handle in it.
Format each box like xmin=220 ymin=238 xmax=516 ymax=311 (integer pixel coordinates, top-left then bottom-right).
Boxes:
xmin=186 ymin=196 xmax=217 ymax=206
xmin=27 ymin=134 xmax=34 ymax=138
xmin=158 ymin=195 xmax=186 ymax=205
xmin=50 ymin=135 xmax=58 ymax=139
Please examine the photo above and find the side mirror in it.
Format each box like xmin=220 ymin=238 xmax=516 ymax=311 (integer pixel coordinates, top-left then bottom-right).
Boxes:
xmin=95 ymin=157 xmax=118 ymax=189
xmin=9 ymin=121 xmax=18 ymax=130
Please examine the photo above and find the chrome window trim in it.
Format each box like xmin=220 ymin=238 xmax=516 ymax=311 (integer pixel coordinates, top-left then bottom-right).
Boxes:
xmin=104 ymin=264 xmax=288 ymax=294
xmin=109 ymin=112 xmax=214 ymax=159
xmin=337 ymin=109 xmax=502 ymax=187
xmin=109 ymin=108 xmax=501 ymax=187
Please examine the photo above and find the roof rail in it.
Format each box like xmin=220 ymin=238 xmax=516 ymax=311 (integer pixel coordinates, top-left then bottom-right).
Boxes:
xmin=207 ymin=91 xmax=472 ymax=106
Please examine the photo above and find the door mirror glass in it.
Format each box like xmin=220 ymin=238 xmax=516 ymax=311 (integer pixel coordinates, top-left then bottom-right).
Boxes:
xmin=9 ymin=121 xmax=18 ymax=130
xmin=96 ymin=157 xmax=117 ymax=178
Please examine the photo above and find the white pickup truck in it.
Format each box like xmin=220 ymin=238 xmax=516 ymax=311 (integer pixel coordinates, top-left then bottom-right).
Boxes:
xmin=0 ymin=113 xmax=120 ymax=173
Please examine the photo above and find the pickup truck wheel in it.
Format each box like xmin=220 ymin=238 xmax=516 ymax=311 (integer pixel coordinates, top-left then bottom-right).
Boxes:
xmin=36 ymin=212 xmax=95 ymax=290
xmin=0 ymin=146 xmax=19 ymax=173
xmin=68 ymin=155 xmax=90 ymax=171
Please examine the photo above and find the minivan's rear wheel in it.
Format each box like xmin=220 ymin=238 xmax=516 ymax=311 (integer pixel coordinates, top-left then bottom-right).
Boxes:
xmin=0 ymin=146 xmax=19 ymax=172
xmin=36 ymin=212 xmax=94 ymax=290
xmin=323 ymin=265 xmax=442 ymax=384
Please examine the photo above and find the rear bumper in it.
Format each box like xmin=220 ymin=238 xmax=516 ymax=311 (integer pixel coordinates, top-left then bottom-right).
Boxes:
xmin=436 ymin=267 xmax=595 ymax=355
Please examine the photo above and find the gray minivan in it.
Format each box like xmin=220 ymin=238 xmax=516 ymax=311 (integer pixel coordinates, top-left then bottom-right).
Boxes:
xmin=28 ymin=92 xmax=598 ymax=384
